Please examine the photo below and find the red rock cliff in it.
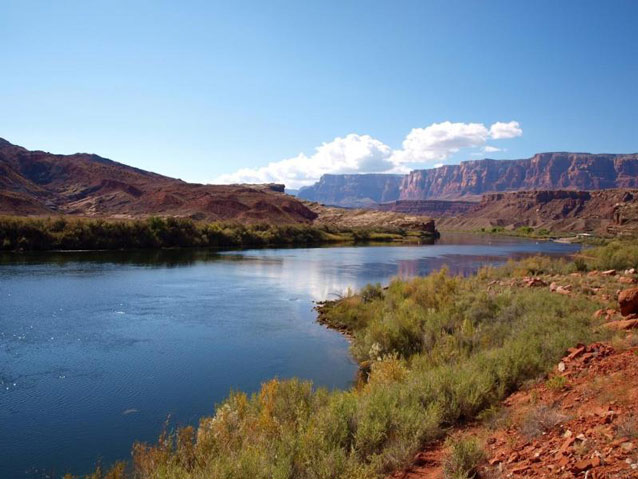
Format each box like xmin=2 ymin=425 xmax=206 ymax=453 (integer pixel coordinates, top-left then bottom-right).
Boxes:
xmin=400 ymin=153 xmax=638 ymax=200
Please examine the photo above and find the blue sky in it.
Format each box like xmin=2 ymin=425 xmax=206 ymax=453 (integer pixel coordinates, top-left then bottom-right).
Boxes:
xmin=1 ymin=0 xmax=637 ymax=188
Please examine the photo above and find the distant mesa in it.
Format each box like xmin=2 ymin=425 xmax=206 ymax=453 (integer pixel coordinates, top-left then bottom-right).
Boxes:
xmin=298 ymin=174 xmax=403 ymax=208
xmin=298 ymin=152 xmax=638 ymax=207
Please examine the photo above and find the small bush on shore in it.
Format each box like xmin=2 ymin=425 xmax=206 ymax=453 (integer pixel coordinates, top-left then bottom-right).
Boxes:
xmin=586 ymin=239 xmax=638 ymax=271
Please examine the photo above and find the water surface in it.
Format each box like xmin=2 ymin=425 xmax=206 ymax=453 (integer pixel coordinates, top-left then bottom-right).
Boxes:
xmin=0 ymin=234 xmax=580 ymax=478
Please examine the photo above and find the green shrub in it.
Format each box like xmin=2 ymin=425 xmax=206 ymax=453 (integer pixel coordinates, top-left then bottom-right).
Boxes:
xmin=360 ymin=283 xmax=383 ymax=303
xmin=546 ymin=375 xmax=568 ymax=391
xmin=586 ymin=239 xmax=638 ymax=271
xmin=515 ymin=226 xmax=535 ymax=235
xmin=443 ymin=436 xmax=485 ymax=479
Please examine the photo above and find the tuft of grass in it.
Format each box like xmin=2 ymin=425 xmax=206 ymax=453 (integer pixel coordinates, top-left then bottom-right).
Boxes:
xmin=443 ymin=436 xmax=486 ymax=479
xmin=520 ymin=405 xmax=567 ymax=439
xmin=546 ymin=375 xmax=568 ymax=391
xmin=477 ymin=405 xmax=511 ymax=431
xmin=617 ymin=415 xmax=638 ymax=439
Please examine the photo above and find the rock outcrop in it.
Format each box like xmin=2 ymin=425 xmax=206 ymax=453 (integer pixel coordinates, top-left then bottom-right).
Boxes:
xmin=618 ymin=287 xmax=638 ymax=316
xmin=306 ymin=202 xmax=437 ymax=234
xmin=437 ymin=189 xmax=638 ymax=234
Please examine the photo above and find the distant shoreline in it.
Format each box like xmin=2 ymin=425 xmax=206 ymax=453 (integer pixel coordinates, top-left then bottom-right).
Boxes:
xmin=0 ymin=215 xmax=438 ymax=252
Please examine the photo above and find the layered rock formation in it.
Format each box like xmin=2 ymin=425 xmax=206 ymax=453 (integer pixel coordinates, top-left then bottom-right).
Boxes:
xmin=400 ymin=153 xmax=638 ymax=200
xmin=299 ymin=153 xmax=638 ymax=207
xmin=437 ymin=189 xmax=638 ymax=234
xmin=297 ymin=174 xmax=403 ymax=207
xmin=375 ymin=200 xmax=476 ymax=217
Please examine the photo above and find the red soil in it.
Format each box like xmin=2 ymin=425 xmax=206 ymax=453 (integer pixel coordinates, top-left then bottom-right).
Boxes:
xmin=391 ymin=341 xmax=638 ymax=478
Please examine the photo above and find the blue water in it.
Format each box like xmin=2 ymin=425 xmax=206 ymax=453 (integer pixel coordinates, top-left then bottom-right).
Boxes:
xmin=0 ymin=234 xmax=580 ymax=478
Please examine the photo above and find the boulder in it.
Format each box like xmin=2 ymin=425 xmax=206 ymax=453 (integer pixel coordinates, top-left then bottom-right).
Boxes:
xmin=603 ymin=318 xmax=638 ymax=331
xmin=618 ymin=287 xmax=638 ymax=316
xmin=602 ymin=269 xmax=617 ymax=276
xmin=523 ymin=277 xmax=547 ymax=288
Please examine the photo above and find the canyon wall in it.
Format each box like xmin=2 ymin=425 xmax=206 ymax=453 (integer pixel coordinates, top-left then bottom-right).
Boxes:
xmin=297 ymin=174 xmax=403 ymax=207
xmin=400 ymin=153 xmax=638 ymax=200
xmin=299 ymin=153 xmax=638 ymax=206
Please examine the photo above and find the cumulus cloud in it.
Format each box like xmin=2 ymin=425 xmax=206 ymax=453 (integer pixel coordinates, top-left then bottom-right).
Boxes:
xmin=489 ymin=121 xmax=522 ymax=139
xmin=214 ymin=120 xmax=522 ymax=189
xmin=215 ymin=134 xmax=401 ymax=188
xmin=390 ymin=121 xmax=490 ymax=164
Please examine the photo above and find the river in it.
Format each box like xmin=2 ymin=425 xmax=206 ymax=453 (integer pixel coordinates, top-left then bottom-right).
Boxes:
xmin=0 ymin=234 xmax=580 ymax=478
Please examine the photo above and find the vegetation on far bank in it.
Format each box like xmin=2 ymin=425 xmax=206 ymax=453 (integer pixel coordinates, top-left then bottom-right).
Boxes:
xmin=0 ymin=216 xmax=434 ymax=252
xmin=479 ymin=225 xmax=554 ymax=237
xmin=63 ymin=238 xmax=638 ymax=479
xmin=437 ymin=224 xmax=570 ymax=239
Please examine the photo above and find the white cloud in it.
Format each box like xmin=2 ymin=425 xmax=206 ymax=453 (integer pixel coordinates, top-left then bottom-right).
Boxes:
xmin=214 ymin=120 xmax=522 ymax=189
xmin=489 ymin=121 xmax=522 ymax=139
xmin=483 ymin=145 xmax=502 ymax=153
xmin=215 ymin=134 xmax=402 ymax=189
xmin=390 ymin=121 xmax=490 ymax=164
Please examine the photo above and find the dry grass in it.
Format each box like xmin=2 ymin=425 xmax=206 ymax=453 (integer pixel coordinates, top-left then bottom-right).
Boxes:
xmin=520 ymin=405 xmax=567 ymax=439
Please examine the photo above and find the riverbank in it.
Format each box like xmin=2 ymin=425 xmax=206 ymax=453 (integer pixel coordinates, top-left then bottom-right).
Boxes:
xmin=69 ymin=238 xmax=638 ymax=479
xmin=438 ymin=225 xmax=576 ymax=240
xmin=0 ymin=215 xmax=438 ymax=252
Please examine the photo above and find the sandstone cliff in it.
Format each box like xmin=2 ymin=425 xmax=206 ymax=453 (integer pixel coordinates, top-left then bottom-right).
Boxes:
xmin=298 ymin=153 xmax=638 ymax=207
xmin=400 ymin=153 xmax=638 ymax=200
xmin=297 ymin=174 xmax=403 ymax=207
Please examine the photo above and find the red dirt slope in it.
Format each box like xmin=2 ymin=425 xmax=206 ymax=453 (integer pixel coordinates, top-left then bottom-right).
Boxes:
xmin=0 ymin=138 xmax=317 ymax=223
xmin=391 ymin=341 xmax=638 ymax=479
